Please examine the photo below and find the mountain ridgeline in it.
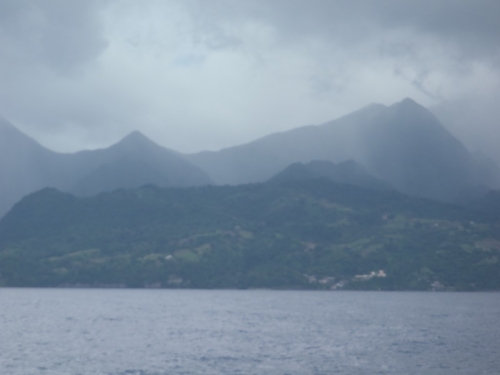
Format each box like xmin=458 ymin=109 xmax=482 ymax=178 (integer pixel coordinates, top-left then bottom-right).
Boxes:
xmin=0 ymin=121 xmax=212 ymax=217
xmin=69 ymin=131 xmax=212 ymax=196
xmin=186 ymin=98 xmax=500 ymax=202
xmin=1 ymin=98 xmax=499 ymax=218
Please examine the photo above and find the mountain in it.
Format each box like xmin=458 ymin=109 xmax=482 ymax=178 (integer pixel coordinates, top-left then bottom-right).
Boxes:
xmin=0 ymin=120 xmax=212 ymax=217
xmin=69 ymin=131 xmax=212 ymax=196
xmin=1 ymin=179 xmax=498 ymax=290
xmin=467 ymin=189 xmax=500 ymax=221
xmin=359 ymin=98 xmax=495 ymax=202
xmin=0 ymin=117 xmax=66 ymax=216
xmin=3 ymin=97 xmax=498 ymax=216
xmin=268 ymin=160 xmax=391 ymax=191
xmin=185 ymin=103 xmax=386 ymax=185
xmin=186 ymin=99 xmax=499 ymax=202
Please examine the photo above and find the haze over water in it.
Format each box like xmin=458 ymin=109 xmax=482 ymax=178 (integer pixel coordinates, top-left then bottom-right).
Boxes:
xmin=1 ymin=289 xmax=499 ymax=375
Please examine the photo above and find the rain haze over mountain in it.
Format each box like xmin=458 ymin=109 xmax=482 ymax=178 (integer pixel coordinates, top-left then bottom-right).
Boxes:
xmin=0 ymin=0 xmax=499 ymax=164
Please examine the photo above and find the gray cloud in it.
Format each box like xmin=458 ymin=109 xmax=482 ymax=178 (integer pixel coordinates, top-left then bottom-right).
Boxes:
xmin=182 ymin=0 xmax=500 ymax=114
xmin=187 ymin=0 xmax=500 ymax=55
xmin=0 ymin=0 xmax=499 ymax=165
xmin=0 ymin=0 xmax=108 ymax=73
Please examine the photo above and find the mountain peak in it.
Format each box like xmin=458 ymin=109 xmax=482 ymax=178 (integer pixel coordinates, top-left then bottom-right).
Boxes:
xmin=121 ymin=130 xmax=150 ymax=142
xmin=400 ymin=97 xmax=418 ymax=105
xmin=392 ymin=97 xmax=429 ymax=113
xmin=116 ymin=130 xmax=159 ymax=151
xmin=386 ymin=98 xmax=437 ymax=124
xmin=392 ymin=97 xmax=422 ymax=110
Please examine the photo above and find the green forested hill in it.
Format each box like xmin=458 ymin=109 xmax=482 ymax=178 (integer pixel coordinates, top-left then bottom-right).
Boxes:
xmin=0 ymin=179 xmax=499 ymax=290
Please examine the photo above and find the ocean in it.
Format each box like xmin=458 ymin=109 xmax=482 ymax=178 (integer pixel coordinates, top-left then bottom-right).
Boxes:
xmin=1 ymin=289 xmax=499 ymax=375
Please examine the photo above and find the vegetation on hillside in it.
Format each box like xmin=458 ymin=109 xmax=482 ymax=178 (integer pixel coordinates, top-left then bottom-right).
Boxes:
xmin=0 ymin=179 xmax=499 ymax=290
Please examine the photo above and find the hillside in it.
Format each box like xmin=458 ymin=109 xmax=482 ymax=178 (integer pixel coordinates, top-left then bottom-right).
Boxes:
xmin=68 ymin=131 xmax=212 ymax=196
xmin=1 ymin=179 xmax=498 ymax=290
xmin=186 ymin=103 xmax=386 ymax=185
xmin=186 ymin=99 xmax=499 ymax=202
xmin=2 ymin=98 xmax=499 ymax=218
xmin=0 ymin=117 xmax=68 ymax=216
xmin=0 ymin=120 xmax=212 ymax=217
xmin=268 ymin=160 xmax=390 ymax=191
xmin=468 ymin=190 xmax=500 ymax=221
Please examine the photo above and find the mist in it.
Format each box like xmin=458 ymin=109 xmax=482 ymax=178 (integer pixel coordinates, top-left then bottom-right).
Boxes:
xmin=0 ymin=0 xmax=499 ymax=163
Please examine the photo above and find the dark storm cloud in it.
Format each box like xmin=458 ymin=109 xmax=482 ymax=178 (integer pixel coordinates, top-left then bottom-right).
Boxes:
xmin=0 ymin=0 xmax=108 ymax=73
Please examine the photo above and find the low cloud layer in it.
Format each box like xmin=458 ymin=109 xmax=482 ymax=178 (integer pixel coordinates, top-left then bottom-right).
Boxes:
xmin=0 ymin=0 xmax=499 ymax=162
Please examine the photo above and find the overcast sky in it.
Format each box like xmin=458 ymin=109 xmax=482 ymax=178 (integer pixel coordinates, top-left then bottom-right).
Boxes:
xmin=1 ymin=0 xmax=499 ymax=162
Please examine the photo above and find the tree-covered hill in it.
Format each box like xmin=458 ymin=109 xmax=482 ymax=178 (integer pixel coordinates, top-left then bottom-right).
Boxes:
xmin=0 ymin=179 xmax=499 ymax=290
xmin=268 ymin=159 xmax=390 ymax=191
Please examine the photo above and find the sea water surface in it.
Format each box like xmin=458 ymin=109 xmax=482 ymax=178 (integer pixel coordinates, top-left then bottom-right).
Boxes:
xmin=0 ymin=289 xmax=499 ymax=375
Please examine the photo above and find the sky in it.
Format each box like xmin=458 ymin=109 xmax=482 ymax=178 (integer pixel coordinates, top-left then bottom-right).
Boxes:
xmin=1 ymin=0 xmax=499 ymax=162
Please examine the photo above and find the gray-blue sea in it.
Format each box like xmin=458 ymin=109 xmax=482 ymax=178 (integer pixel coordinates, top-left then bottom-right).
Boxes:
xmin=1 ymin=289 xmax=499 ymax=375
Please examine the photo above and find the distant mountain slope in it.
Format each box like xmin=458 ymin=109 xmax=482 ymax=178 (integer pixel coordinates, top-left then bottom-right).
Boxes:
xmin=0 ymin=117 xmax=66 ymax=216
xmin=186 ymin=103 xmax=386 ymax=185
xmin=69 ymin=132 xmax=212 ymax=196
xmin=1 ymin=180 xmax=498 ymax=290
xmin=269 ymin=160 xmax=391 ymax=191
xmin=0 ymin=120 xmax=212 ymax=217
xmin=2 ymin=98 xmax=499 ymax=216
xmin=186 ymin=99 xmax=499 ymax=202
xmin=359 ymin=98 xmax=479 ymax=201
